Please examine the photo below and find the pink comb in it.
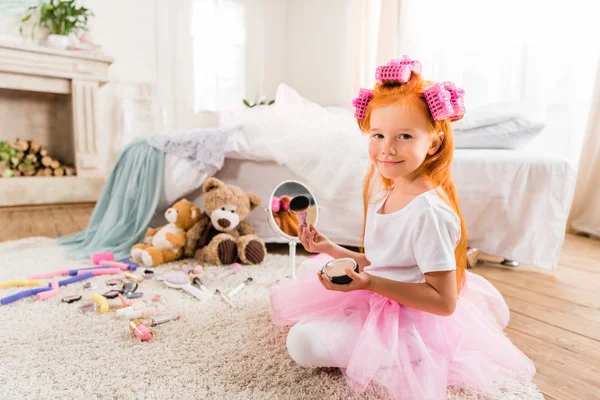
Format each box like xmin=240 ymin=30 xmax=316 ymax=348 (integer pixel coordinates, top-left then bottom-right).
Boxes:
xmin=443 ymin=82 xmax=466 ymax=121
xmin=423 ymin=83 xmax=455 ymax=121
xmin=351 ymin=88 xmax=374 ymax=120
xmin=375 ymin=55 xmax=422 ymax=84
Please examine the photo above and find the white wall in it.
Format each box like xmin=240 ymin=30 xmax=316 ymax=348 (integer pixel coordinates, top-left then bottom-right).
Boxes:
xmin=283 ymin=0 xmax=350 ymax=107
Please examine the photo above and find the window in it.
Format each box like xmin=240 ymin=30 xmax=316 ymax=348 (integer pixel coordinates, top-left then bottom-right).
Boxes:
xmin=191 ymin=0 xmax=246 ymax=112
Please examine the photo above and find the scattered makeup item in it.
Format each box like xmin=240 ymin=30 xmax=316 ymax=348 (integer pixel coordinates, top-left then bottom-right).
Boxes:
xmin=0 ymin=287 xmax=52 ymax=305
xmin=192 ymin=265 xmax=204 ymax=274
xmin=321 ymin=258 xmax=359 ymax=285
xmin=102 ymin=290 xmax=122 ymax=299
xmin=123 ymin=306 xmax=156 ymax=320
xmin=29 ymin=269 xmax=69 ymax=280
xmin=116 ymin=301 xmax=148 ymax=317
xmin=142 ymin=269 xmax=154 ymax=279
xmin=57 ymin=273 xmax=94 ymax=287
xmin=227 ymin=277 xmax=253 ymax=298
xmin=210 ymin=263 xmax=242 ymax=281
xmin=0 ymin=280 xmax=42 ymax=289
xmin=78 ymin=302 xmax=97 ymax=314
xmin=120 ymin=258 xmax=138 ymax=271
xmin=77 ymin=267 xmax=120 ymax=277
xmin=92 ymin=252 xmax=114 ymax=265
xmin=123 ymin=281 xmax=138 ymax=294
xmin=149 ymin=313 xmax=181 ymax=327
xmin=163 ymin=271 xmax=211 ymax=301
xmin=91 ymin=293 xmax=110 ymax=313
xmin=289 ymin=195 xmax=310 ymax=225
xmin=129 ymin=319 xmax=153 ymax=342
xmin=150 ymin=295 xmax=167 ymax=305
xmin=126 ymin=292 xmax=143 ymax=299
xmin=215 ymin=289 xmax=236 ymax=308
xmin=106 ymin=279 xmax=122 ymax=286
xmin=191 ymin=277 xmax=214 ymax=298
xmin=62 ymin=295 xmax=82 ymax=304
xmin=98 ymin=260 xmax=129 ymax=271
xmin=125 ymin=272 xmax=144 ymax=283
xmin=82 ymin=282 xmax=92 ymax=290
xmin=35 ymin=280 xmax=59 ymax=301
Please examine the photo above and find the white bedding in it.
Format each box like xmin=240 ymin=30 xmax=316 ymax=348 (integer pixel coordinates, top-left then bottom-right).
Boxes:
xmin=207 ymin=149 xmax=576 ymax=271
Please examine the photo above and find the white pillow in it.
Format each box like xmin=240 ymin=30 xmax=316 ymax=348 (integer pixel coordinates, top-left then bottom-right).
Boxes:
xmin=453 ymin=116 xmax=545 ymax=149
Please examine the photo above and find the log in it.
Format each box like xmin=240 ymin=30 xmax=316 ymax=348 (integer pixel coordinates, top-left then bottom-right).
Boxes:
xmin=35 ymin=169 xmax=44 ymax=176
xmin=50 ymin=160 xmax=61 ymax=169
xmin=25 ymin=153 xmax=37 ymax=162
xmin=13 ymin=170 xmax=21 ymax=177
xmin=39 ymin=148 xmax=48 ymax=157
xmin=54 ymin=167 xmax=65 ymax=176
xmin=43 ymin=167 xmax=53 ymax=177
xmin=15 ymin=139 xmax=28 ymax=152
xmin=41 ymin=156 xmax=52 ymax=167
xmin=29 ymin=140 xmax=41 ymax=153
xmin=65 ymin=166 xmax=75 ymax=176
xmin=23 ymin=169 xmax=36 ymax=176
xmin=15 ymin=151 xmax=25 ymax=161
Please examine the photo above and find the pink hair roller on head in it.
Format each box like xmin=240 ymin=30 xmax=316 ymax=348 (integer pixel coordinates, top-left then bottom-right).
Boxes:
xmin=423 ymin=82 xmax=455 ymax=121
xmin=375 ymin=55 xmax=422 ymax=84
xmin=351 ymin=88 xmax=374 ymax=120
xmin=443 ymin=82 xmax=466 ymax=121
xmin=93 ymin=252 xmax=114 ymax=265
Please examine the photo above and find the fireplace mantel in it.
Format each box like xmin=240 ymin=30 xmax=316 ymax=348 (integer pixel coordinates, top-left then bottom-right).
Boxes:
xmin=0 ymin=41 xmax=113 ymax=207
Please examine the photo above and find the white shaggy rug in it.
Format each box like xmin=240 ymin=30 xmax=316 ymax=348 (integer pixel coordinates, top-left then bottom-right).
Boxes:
xmin=0 ymin=237 xmax=542 ymax=400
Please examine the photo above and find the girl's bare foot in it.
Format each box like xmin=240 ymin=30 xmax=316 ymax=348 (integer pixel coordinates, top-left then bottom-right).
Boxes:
xmin=318 ymin=367 xmax=338 ymax=373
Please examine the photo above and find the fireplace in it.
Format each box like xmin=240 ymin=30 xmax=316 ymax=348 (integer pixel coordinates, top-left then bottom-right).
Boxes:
xmin=0 ymin=41 xmax=113 ymax=207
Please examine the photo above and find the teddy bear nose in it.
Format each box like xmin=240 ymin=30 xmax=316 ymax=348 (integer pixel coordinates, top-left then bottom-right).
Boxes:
xmin=218 ymin=218 xmax=231 ymax=228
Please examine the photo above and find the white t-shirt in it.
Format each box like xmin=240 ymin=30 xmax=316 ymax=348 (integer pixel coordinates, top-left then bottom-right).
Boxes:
xmin=363 ymin=188 xmax=461 ymax=283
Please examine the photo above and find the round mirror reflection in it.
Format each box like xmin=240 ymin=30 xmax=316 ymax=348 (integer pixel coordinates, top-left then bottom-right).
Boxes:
xmin=267 ymin=180 xmax=318 ymax=241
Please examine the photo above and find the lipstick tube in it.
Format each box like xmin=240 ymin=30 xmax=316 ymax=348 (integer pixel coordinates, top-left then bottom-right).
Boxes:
xmin=129 ymin=319 xmax=153 ymax=342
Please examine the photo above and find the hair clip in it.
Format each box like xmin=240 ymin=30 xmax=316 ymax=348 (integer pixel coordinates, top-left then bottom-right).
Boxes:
xmin=351 ymin=88 xmax=374 ymax=120
xmin=375 ymin=55 xmax=422 ymax=84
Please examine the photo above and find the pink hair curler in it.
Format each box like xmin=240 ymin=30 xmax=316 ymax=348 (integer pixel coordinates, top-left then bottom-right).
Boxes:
xmin=423 ymin=82 xmax=455 ymax=121
xmin=375 ymin=55 xmax=422 ymax=84
xmin=93 ymin=252 xmax=114 ymax=265
xmin=28 ymin=269 xmax=69 ymax=280
xmin=351 ymin=88 xmax=374 ymax=120
xmin=36 ymin=280 xmax=59 ymax=301
xmin=271 ymin=196 xmax=280 ymax=212
xmin=443 ymin=81 xmax=466 ymax=121
xmin=98 ymin=260 xmax=129 ymax=271
xmin=77 ymin=268 xmax=121 ymax=276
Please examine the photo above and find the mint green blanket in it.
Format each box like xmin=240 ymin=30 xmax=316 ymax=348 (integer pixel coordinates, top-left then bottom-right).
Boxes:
xmin=57 ymin=138 xmax=165 ymax=260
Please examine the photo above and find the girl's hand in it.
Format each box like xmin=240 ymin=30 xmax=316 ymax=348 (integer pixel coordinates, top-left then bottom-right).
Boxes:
xmin=318 ymin=267 xmax=371 ymax=292
xmin=298 ymin=223 xmax=332 ymax=254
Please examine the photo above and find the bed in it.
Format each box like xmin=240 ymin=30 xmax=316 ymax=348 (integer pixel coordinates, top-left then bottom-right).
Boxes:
xmin=203 ymin=148 xmax=577 ymax=271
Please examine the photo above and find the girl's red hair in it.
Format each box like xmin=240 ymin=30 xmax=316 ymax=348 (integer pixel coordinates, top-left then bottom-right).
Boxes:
xmin=358 ymin=73 xmax=468 ymax=293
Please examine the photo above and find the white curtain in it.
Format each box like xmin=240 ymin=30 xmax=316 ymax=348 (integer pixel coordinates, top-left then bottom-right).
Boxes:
xmin=346 ymin=0 xmax=400 ymax=101
xmin=569 ymin=61 xmax=600 ymax=238
xmin=397 ymin=0 xmax=600 ymax=165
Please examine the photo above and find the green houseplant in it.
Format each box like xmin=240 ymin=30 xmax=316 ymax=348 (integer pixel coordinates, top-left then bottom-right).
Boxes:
xmin=20 ymin=0 xmax=93 ymax=49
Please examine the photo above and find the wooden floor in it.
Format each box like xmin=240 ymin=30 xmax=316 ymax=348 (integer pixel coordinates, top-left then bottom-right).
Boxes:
xmin=1 ymin=204 xmax=599 ymax=400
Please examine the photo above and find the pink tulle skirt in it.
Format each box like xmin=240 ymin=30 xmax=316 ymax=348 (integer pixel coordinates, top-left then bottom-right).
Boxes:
xmin=270 ymin=254 xmax=535 ymax=399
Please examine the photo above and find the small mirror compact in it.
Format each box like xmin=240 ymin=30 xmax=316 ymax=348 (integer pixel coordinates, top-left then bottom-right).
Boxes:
xmin=321 ymin=258 xmax=359 ymax=285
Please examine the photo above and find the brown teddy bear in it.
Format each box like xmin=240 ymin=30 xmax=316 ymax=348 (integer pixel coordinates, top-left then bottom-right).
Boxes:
xmin=184 ymin=178 xmax=266 ymax=265
xmin=131 ymin=199 xmax=201 ymax=267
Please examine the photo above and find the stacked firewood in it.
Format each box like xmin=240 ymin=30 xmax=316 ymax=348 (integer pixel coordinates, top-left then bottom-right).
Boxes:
xmin=0 ymin=139 xmax=76 ymax=178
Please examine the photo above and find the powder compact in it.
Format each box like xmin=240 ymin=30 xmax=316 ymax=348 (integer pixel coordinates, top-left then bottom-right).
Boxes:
xmin=320 ymin=258 xmax=359 ymax=285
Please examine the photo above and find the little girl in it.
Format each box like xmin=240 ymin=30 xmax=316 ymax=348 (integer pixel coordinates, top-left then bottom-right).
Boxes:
xmin=269 ymin=57 xmax=535 ymax=399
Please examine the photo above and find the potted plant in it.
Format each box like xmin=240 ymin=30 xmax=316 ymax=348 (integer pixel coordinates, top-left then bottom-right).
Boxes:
xmin=20 ymin=0 xmax=93 ymax=49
